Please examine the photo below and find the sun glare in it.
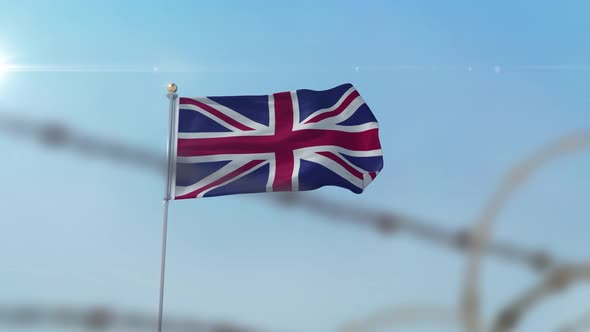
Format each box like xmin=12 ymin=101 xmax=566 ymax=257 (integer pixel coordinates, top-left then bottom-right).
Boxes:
xmin=0 ymin=57 xmax=8 ymax=78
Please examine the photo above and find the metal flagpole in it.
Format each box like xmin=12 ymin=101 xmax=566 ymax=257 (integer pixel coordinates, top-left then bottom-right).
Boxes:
xmin=158 ymin=83 xmax=178 ymax=332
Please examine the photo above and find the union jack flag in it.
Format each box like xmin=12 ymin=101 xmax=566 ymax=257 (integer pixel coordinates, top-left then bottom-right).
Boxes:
xmin=173 ymin=83 xmax=383 ymax=199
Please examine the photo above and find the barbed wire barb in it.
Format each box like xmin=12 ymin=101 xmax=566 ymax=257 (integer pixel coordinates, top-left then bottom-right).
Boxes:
xmin=0 ymin=304 xmax=273 ymax=332
xmin=0 ymin=110 xmax=557 ymax=271
xmin=337 ymin=304 xmax=458 ymax=332
xmin=489 ymin=261 xmax=590 ymax=332
xmin=554 ymin=309 xmax=590 ymax=332
xmin=461 ymin=131 xmax=590 ymax=332
xmin=2 ymin=110 xmax=590 ymax=332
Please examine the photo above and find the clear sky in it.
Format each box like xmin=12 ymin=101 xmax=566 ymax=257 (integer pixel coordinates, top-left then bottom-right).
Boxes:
xmin=1 ymin=1 xmax=590 ymax=331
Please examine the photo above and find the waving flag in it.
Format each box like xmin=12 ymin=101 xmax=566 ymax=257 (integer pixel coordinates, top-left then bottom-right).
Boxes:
xmin=174 ymin=83 xmax=383 ymax=199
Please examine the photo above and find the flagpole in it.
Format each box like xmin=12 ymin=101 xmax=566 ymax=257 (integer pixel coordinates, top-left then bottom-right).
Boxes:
xmin=158 ymin=83 xmax=178 ymax=332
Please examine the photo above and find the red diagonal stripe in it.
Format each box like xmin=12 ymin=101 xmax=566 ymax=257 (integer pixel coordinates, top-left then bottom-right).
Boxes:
xmin=180 ymin=97 xmax=255 ymax=131
xmin=304 ymin=90 xmax=360 ymax=124
xmin=316 ymin=151 xmax=364 ymax=180
xmin=176 ymin=160 xmax=265 ymax=200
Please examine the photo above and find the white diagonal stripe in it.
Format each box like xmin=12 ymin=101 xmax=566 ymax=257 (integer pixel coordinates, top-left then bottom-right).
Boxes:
xmin=179 ymin=103 xmax=244 ymax=132
xmin=296 ymin=86 xmax=357 ymax=127
xmin=300 ymin=153 xmax=365 ymax=189
xmin=197 ymin=161 xmax=269 ymax=198
xmin=175 ymin=159 xmax=250 ymax=197
xmin=332 ymin=151 xmax=369 ymax=179
xmin=180 ymin=97 xmax=268 ymax=131
xmin=197 ymin=97 xmax=268 ymax=130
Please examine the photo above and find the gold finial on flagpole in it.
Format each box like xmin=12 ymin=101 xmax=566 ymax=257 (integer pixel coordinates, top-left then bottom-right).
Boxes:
xmin=166 ymin=83 xmax=178 ymax=93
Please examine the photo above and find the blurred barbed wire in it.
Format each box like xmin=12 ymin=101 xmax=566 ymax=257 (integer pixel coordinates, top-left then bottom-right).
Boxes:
xmin=0 ymin=111 xmax=557 ymax=271
xmin=555 ymin=309 xmax=590 ymax=332
xmin=0 ymin=304 xmax=269 ymax=332
xmin=1 ymin=110 xmax=589 ymax=332
xmin=338 ymin=304 xmax=458 ymax=332
xmin=0 ymin=112 xmax=165 ymax=171
xmin=274 ymin=193 xmax=556 ymax=271
xmin=461 ymin=132 xmax=590 ymax=332
xmin=490 ymin=261 xmax=590 ymax=332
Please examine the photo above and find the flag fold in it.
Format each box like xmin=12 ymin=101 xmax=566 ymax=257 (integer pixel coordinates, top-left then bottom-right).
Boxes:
xmin=174 ymin=83 xmax=383 ymax=199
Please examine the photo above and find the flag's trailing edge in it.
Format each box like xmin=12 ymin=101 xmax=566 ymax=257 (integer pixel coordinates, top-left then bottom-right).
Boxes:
xmin=173 ymin=83 xmax=383 ymax=199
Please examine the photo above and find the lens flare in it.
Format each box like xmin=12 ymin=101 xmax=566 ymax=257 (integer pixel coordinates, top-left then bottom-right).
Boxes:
xmin=0 ymin=57 xmax=8 ymax=79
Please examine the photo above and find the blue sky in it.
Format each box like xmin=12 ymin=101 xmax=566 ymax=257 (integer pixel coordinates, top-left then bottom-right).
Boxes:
xmin=1 ymin=1 xmax=590 ymax=331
